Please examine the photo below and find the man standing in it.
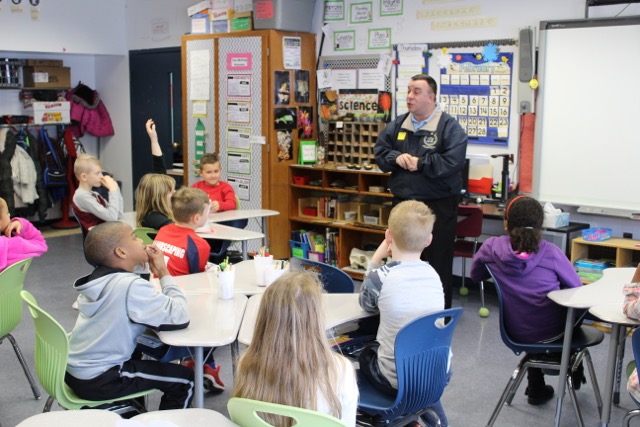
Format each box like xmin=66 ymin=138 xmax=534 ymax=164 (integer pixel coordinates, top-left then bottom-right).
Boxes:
xmin=374 ymin=74 xmax=468 ymax=308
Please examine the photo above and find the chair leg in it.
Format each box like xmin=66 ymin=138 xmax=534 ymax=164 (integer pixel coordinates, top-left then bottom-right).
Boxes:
xmin=566 ymin=375 xmax=585 ymax=427
xmin=478 ymin=281 xmax=489 ymax=318
xmin=623 ymin=409 xmax=640 ymax=427
xmin=43 ymin=396 xmax=55 ymax=412
xmin=459 ymin=259 xmax=468 ymax=296
xmin=5 ymin=334 xmax=40 ymax=399
xmin=582 ymin=349 xmax=603 ymax=415
xmin=486 ymin=356 xmax=529 ymax=427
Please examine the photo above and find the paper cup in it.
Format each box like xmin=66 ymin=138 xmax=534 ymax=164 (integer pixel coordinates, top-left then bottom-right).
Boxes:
xmin=265 ymin=266 xmax=288 ymax=287
xmin=217 ymin=269 xmax=235 ymax=300
xmin=253 ymin=255 xmax=274 ymax=287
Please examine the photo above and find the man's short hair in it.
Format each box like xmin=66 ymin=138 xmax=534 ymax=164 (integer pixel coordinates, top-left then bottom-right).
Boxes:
xmin=411 ymin=74 xmax=438 ymax=96
xmin=199 ymin=153 xmax=220 ymax=169
xmin=85 ymin=221 xmax=128 ymax=266
xmin=388 ymin=200 xmax=436 ymax=252
xmin=74 ymin=153 xmax=102 ymax=178
xmin=171 ymin=187 xmax=209 ymax=223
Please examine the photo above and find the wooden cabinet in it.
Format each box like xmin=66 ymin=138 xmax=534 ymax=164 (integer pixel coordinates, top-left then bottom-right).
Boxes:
xmin=325 ymin=120 xmax=385 ymax=166
xmin=181 ymin=31 xmax=316 ymax=259
xmin=571 ymin=237 xmax=640 ymax=283
xmin=289 ymin=164 xmax=392 ymax=280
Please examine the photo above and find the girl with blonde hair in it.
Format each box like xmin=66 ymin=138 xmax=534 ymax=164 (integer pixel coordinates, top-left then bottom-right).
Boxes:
xmin=135 ymin=173 xmax=175 ymax=229
xmin=233 ymin=271 xmax=358 ymax=425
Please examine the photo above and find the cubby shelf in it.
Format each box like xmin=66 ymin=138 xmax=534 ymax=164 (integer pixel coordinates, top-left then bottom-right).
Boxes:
xmin=571 ymin=237 xmax=640 ymax=284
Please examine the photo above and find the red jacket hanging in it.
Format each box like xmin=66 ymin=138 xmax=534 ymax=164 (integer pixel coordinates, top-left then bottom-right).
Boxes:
xmin=65 ymin=83 xmax=115 ymax=138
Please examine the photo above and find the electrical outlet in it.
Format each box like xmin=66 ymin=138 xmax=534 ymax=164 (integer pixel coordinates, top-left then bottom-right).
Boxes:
xmin=623 ymin=232 xmax=633 ymax=239
xmin=519 ymin=101 xmax=531 ymax=114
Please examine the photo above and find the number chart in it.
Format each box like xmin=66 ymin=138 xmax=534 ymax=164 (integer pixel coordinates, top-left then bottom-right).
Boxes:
xmin=438 ymin=53 xmax=513 ymax=146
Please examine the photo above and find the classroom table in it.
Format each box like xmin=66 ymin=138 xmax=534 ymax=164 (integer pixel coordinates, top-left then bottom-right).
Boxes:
xmin=547 ymin=267 xmax=637 ymax=427
xmin=238 ymin=293 xmax=374 ymax=346
xmin=121 ymin=212 xmax=265 ymax=260
xmin=157 ymin=292 xmax=247 ymax=408
xmin=132 ymin=408 xmax=240 ymax=426
xmin=209 ymin=209 xmax=279 ymax=248
xmin=16 ymin=409 xmax=122 ymax=427
xmin=173 ymin=260 xmax=266 ymax=295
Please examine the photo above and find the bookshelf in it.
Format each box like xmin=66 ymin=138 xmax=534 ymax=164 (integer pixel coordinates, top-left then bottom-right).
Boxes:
xmin=570 ymin=237 xmax=640 ymax=284
xmin=325 ymin=120 xmax=386 ymax=166
xmin=289 ymin=164 xmax=392 ymax=280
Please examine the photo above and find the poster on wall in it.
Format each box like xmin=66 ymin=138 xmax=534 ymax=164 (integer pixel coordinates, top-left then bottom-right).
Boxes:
xmin=228 ymin=176 xmax=251 ymax=201
xmin=438 ymin=52 xmax=513 ymax=146
xmin=274 ymin=71 xmax=291 ymax=105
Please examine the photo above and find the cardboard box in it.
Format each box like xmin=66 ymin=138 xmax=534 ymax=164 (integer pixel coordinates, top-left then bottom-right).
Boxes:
xmin=24 ymin=59 xmax=64 ymax=67
xmin=211 ymin=19 xmax=231 ymax=33
xmin=542 ymin=212 xmax=570 ymax=229
xmin=234 ymin=0 xmax=253 ymax=12
xmin=190 ymin=13 xmax=212 ymax=34
xmin=22 ymin=66 xmax=71 ymax=89
xmin=210 ymin=8 xmax=234 ymax=20
xmin=188 ymin=0 xmax=212 ymax=16
xmin=213 ymin=0 xmax=234 ymax=9
xmin=25 ymin=101 xmax=71 ymax=125
xmin=230 ymin=11 xmax=252 ymax=32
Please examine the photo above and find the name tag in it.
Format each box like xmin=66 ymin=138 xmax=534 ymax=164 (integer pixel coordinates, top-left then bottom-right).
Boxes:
xmin=397 ymin=131 xmax=406 ymax=141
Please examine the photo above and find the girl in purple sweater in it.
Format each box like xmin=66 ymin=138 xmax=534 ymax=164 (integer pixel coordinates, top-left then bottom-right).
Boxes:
xmin=470 ymin=195 xmax=582 ymax=405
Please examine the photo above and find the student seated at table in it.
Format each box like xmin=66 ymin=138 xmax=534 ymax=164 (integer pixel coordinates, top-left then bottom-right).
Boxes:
xmin=233 ymin=271 xmax=358 ymax=425
xmin=72 ymin=154 xmax=123 ymax=236
xmin=192 ymin=153 xmax=247 ymax=260
xmin=152 ymin=186 xmax=225 ymax=391
xmin=65 ymin=221 xmax=194 ymax=410
xmin=0 ymin=196 xmax=47 ymax=272
xmin=358 ymin=200 xmax=448 ymax=427
xmin=470 ymin=195 xmax=584 ymax=405
xmin=622 ymin=264 xmax=640 ymax=401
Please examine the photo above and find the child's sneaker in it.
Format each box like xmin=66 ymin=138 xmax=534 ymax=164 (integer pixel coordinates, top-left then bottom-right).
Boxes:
xmin=181 ymin=359 xmax=225 ymax=393
xmin=203 ymin=362 xmax=225 ymax=392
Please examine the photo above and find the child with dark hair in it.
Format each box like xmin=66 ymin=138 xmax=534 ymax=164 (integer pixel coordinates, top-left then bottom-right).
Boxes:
xmin=470 ymin=195 xmax=583 ymax=405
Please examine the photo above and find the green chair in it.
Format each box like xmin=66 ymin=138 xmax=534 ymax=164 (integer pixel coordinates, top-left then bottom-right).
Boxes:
xmin=20 ymin=290 xmax=155 ymax=413
xmin=134 ymin=227 xmax=158 ymax=245
xmin=227 ymin=397 xmax=349 ymax=427
xmin=0 ymin=259 xmax=40 ymax=400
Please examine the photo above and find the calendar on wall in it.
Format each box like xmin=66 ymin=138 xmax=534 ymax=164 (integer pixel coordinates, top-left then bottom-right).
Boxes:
xmin=438 ymin=53 xmax=513 ymax=146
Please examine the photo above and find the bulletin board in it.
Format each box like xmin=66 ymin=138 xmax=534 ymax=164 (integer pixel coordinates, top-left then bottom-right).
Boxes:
xmin=425 ymin=39 xmax=517 ymax=147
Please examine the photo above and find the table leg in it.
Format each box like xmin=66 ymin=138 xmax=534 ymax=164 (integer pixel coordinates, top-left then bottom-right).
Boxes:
xmin=242 ymin=241 xmax=248 ymax=260
xmin=193 ymin=346 xmax=204 ymax=408
xmin=614 ymin=328 xmax=626 ymax=406
xmin=555 ymin=307 xmax=576 ymax=427
xmin=601 ymin=324 xmax=623 ymax=427
xmin=262 ymin=217 xmax=268 ymax=248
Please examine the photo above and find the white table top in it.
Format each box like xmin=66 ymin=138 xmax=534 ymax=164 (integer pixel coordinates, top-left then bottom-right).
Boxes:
xmin=157 ymin=293 xmax=247 ymax=348
xmin=172 ymin=260 xmax=266 ymax=295
xmin=548 ymin=267 xmax=636 ymax=309
xmin=121 ymin=211 xmax=264 ymax=242
xmin=16 ymin=409 xmax=121 ymax=427
xmin=238 ymin=293 xmax=373 ymax=345
xmin=132 ymin=408 xmax=240 ymax=426
xmin=209 ymin=209 xmax=279 ymax=223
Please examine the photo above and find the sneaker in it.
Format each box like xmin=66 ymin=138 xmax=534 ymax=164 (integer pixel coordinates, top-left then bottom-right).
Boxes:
xmin=571 ymin=362 xmax=586 ymax=391
xmin=525 ymin=384 xmax=554 ymax=405
xmin=182 ymin=359 xmax=225 ymax=393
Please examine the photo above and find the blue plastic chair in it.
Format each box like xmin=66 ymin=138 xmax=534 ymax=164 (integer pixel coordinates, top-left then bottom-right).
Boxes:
xmin=357 ymin=307 xmax=463 ymax=427
xmin=289 ymin=257 xmax=354 ymax=293
xmin=484 ymin=264 xmax=604 ymax=427
xmin=623 ymin=327 xmax=640 ymax=426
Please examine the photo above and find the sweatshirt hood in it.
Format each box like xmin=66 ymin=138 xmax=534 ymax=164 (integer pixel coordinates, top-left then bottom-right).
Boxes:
xmin=490 ymin=237 xmax=552 ymax=276
xmin=74 ymin=266 xmax=130 ymax=318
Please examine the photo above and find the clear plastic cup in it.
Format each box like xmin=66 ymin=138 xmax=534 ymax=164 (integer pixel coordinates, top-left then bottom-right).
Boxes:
xmin=217 ymin=269 xmax=235 ymax=299
xmin=253 ymin=255 xmax=274 ymax=287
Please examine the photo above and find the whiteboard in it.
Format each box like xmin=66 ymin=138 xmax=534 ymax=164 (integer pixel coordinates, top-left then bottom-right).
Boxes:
xmin=533 ymin=16 xmax=640 ymax=214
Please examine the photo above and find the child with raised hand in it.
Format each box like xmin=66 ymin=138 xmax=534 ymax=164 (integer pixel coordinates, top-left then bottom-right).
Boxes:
xmin=66 ymin=221 xmax=194 ymax=410
xmin=233 ymin=271 xmax=358 ymax=425
xmin=358 ymin=200 xmax=448 ymax=427
xmin=0 ymin=197 xmax=47 ymax=272
xmin=72 ymin=153 xmax=123 ymax=234
xmin=470 ymin=195 xmax=583 ymax=405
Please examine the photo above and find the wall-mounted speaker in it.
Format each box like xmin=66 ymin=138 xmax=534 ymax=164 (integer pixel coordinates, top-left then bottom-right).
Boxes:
xmin=519 ymin=28 xmax=535 ymax=82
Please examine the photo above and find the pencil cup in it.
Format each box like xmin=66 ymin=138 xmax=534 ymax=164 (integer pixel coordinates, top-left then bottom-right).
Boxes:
xmin=217 ymin=269 xmax=235 ymax=300
xmin=253 ymin=255 xmax=274 ymax=287
xmin=265 ymin=265 xmax=288 ymax=287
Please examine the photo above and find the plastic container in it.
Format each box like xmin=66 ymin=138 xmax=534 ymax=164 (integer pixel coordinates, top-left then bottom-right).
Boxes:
xmin=581 ymin=228 xmax=613 ymax=242
xmin=252 ymin=0 xmax=315 ymax=32
xmin=290 ymin=240 xmax=310 ymax=259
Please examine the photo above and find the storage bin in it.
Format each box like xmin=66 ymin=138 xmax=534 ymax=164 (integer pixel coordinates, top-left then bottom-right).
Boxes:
xmin=252 ymin=0 xmax=315 ymax=32
xmin=298 ymin=197 xmax=320 ymax=217
xmin=581 ymin=228 xmax=613 ymax=242
xmin=308 ymin=251 xmax=325 ymax=263
xmin=290 ymin=240 xmax=310 ymax=259
xmin=293 ymin=175 xmax=310 ymax=185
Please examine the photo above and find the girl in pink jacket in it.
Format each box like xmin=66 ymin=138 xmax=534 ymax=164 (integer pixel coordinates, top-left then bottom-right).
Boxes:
xmin=0 ymin=197 xmax=47 ymax=271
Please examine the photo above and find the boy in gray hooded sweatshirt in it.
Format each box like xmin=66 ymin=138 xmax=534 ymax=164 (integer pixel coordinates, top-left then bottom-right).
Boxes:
xmin=65 ymin=221 xmax=194 ymax=410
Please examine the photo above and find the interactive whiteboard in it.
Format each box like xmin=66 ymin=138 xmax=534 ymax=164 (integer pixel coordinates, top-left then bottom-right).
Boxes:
xmin=533 ymin=16 xmax=640 ymax=215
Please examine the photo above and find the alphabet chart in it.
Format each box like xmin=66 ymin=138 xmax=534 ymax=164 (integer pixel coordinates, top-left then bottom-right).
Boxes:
xmin=438 ymin=52 xmax=513 ymax=146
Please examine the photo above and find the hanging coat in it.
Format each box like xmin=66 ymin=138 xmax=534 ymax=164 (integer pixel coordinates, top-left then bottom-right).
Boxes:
xmin=66 ymin=83 xmax=115 ymax=138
